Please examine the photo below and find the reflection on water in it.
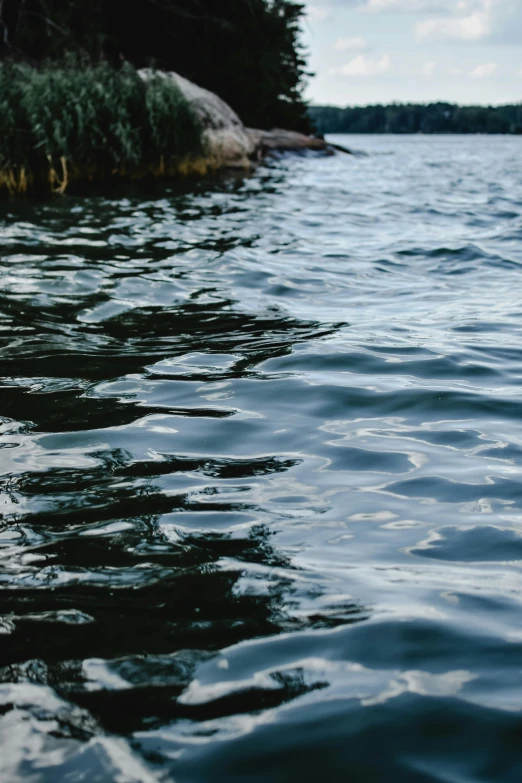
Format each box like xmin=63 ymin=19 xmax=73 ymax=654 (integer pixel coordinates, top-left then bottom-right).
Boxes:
xmin=2 ymin=136 xmax=522 ymax=781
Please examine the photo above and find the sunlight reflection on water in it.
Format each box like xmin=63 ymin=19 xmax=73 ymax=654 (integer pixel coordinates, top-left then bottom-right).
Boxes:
xmin=1 ymin=135 xmax=522 ymax=781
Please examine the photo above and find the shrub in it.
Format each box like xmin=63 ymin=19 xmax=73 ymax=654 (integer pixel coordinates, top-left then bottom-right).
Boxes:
xmin=0 ymin=59 xmax=204 ymax=194
xmin=0 ymin=0 xmax=311 ymax=132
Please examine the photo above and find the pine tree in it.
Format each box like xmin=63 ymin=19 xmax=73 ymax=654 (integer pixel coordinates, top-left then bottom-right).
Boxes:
xmin=0 ymin=0 xmax=310 ymax=130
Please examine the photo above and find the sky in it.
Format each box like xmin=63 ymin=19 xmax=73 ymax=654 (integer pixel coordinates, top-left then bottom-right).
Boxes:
xmin=302 ymin=0 xmax=522 ymax=105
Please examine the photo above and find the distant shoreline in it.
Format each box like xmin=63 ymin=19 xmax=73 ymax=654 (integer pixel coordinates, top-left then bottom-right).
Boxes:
xmin=310 ymin=102 xmax=522 ymax=135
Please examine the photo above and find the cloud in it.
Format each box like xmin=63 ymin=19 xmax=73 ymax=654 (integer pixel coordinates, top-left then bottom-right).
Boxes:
xmin=421 ymin=61 xmax=436 ymax=76
xmin=335 ymin=36 xmax=369 ymax=50
xmin=416 ymin=10 xmax=491 ymax=40
xmin=361 ymin=0 xmax=520 ymax=45
xmin=470 ymin=62 xmax=498 ymax=77
xmin=329 ymin=54 xmax=392 ymax=76
xmin=444 ymin=63 xmax=497 ymax=77
xmin=306 ymin=4 xmax=333 ymax=21
xmin=363 ymin=0 xmax=454 ymax=10
xmin=305 ymin=0 xmax=361 ymax=19
xmin=361 ymin=0 xmax=504 ymax=13
xmin=412 ymin=0 xmax=518 ymax=42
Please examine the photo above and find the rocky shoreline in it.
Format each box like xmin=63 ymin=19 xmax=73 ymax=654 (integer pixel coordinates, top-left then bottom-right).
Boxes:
xmin=154 ymin=70 xmax=345 ymax=172
xmin=0 ymin=65 xmax=347 ymax=197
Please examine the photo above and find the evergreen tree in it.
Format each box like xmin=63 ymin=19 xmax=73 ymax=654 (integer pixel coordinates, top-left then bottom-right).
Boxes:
xmin=309 ymin=102 xmax=522 ymax=135
xmin=0 ymin=0 xmax=310 ymax=130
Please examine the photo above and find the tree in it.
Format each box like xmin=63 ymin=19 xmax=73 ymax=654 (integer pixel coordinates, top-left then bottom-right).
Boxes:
xmin=309 ymin=102 xmax=522 ymax=135
xmin=0 ymin=0 xmax=311 ymax=130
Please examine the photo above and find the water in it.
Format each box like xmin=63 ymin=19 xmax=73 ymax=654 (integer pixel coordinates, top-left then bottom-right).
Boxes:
xmin=1 ymin=135 xmax=522 ymax=782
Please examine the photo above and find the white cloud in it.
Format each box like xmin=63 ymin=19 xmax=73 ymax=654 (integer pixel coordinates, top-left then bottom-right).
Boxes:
xmin=416 ymin=10 xmax=491 ymax=40
xmin=359 ymin=0 xmax=518 ymax=44
xmin=361 ymin=0 xmax=504 ymax=13
xmin=413 ymin=0 xmax=513 ymax=41
xmin=335 ymin=36 xmax=368 ymax=50
xmin=329 ymin=54 xmax=392 ymax=76
xmin=421 ymin=61 xmax=436 ymax=76
xmin=363 ymin=0 xmax=454 ymax=10
xmin=306 ymin=4 xmax=332 ymax=21
xmin=470 ymin=62 xmax=498 ymax=77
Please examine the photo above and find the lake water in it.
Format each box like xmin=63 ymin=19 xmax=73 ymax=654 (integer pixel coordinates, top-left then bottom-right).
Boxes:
xmin=2 ymin=135 xmax=522 ymax=782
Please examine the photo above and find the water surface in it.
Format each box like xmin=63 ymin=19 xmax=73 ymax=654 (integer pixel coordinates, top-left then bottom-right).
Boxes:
xmin=2 ymin=135 xmax=522 ymax=782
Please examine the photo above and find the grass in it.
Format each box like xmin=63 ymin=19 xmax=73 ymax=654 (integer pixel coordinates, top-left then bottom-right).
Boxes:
xmin=0 ymin=59 xmax=206 ymax=195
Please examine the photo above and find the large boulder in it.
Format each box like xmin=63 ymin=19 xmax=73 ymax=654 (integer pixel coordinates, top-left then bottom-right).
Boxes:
xmin=140 ymin=70 xmax=344 ymax=170
xmin=142 ymin=70 xmax=259 ymax=169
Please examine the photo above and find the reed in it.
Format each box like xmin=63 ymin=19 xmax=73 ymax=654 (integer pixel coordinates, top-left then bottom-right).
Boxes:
xmin=0 ymin=59 xmax=205 ymax=195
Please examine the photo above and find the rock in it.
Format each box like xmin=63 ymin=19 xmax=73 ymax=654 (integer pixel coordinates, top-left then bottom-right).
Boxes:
xmin=247 ymin=128 xmax=330 ymax=153
xmin=140 ymin=70 xmax=349 ymax=170
xmin=141 ymin=69 xmax=258 ymax=170
xmin=247 ymin=129 xmax=355 ymax=156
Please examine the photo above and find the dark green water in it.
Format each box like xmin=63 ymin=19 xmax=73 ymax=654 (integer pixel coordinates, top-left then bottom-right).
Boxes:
xmin=2 ymin=135 xmax=522 ymax=782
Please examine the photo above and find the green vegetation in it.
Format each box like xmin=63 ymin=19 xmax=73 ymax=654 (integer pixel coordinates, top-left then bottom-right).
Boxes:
xmin=0 ymin=60 xmax=204 ymax=195
xmin=309 ymin=103 xmax=522 ymax=135
xmin=0 ymin=0 xmax=310 ymax=131
xmin=0 ymin=0 xmax=311 ymax=195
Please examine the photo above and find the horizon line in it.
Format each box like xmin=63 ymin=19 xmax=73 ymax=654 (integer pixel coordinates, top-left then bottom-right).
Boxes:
xmin=308 ymin=99 xmax=522 ymax=109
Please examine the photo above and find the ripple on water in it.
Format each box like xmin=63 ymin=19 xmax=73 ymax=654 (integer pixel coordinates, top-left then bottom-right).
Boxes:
xmin=2 ymin=136 xmax=522 ymax=781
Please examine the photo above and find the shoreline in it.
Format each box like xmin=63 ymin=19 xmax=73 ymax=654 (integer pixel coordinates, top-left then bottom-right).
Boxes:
xmin=0 ymin=63 xmax=337 ymax=198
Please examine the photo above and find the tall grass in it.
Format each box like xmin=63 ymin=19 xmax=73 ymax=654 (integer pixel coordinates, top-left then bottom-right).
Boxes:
xmin=0 ymin=59 xmax=205 ymax=195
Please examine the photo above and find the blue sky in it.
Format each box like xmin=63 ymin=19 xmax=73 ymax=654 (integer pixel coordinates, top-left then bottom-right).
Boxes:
xmin=302 ymin=0 xmax=522 ymax=105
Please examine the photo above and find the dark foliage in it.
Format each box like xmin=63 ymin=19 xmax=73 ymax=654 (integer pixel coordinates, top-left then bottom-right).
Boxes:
xmin=310 ymin=102 xmax=522 ymax=135
xmin=0 ymin=0 xmax=310 ymax=130
xmin=0 ymin=59 xmax=204 ymax=195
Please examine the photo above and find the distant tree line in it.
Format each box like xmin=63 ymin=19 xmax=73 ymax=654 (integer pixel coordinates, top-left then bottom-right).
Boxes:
xmin=0 ymin=0 xmax=310 ymax=130
xmin=309 ymin=103 xmax=522 ymax=135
